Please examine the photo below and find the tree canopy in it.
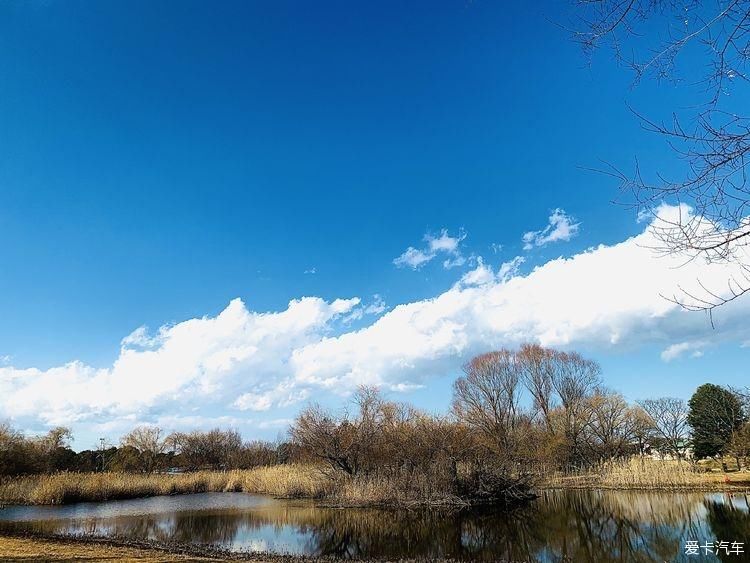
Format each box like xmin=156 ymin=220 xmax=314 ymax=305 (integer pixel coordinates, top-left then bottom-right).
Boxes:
xmin=687 ymin=384 xmax=746 ymax=459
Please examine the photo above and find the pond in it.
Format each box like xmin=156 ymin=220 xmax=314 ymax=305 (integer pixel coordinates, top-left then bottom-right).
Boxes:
xmin=1 ymin=489 xmax=749 ymax=561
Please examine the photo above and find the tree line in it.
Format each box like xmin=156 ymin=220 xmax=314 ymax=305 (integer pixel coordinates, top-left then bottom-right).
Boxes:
xmin=1 ymin=344 xmax=748 ymax=480
xmin=0 ymin=425 xmax=292 ymax=476
xmin=291 ymin=345 xmax=749 ymax=481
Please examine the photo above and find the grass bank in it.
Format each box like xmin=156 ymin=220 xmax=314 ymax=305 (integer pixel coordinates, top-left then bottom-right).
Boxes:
xmin=0 ymin=464 xmax=330 ymax=506
xmin=0 ymin=463 xmax=532 ymax=508
xmin=5 ymin=459 xmax=738 ymax=508
xmin=0 ymin=535 xmax=226 ymax=562
xmin=542 ymin=458 xmax=750 ymax=491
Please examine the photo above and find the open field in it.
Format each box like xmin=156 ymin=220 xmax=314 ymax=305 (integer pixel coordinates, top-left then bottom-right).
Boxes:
xmin=542 ymin=458 xmax=750 ymax=491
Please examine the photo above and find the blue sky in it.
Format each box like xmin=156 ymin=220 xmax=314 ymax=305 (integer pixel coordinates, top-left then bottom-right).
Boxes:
xmin=1 ymin=1 xmax=748 ymax=449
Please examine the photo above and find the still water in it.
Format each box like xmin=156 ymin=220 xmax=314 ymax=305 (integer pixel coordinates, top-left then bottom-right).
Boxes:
xmin=1 ymin=489 xmax=749 ymax=561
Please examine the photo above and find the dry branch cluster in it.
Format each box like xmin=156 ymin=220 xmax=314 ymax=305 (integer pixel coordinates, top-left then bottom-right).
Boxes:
xmin=573 ymin=0 xmax=750 ymax=312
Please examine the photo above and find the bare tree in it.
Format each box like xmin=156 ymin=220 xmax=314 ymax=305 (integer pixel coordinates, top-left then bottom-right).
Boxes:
xmin=550 ymin=351 xmax=602 ymax=464
xmin=728 ymin=385 xmax=750 ymax=414
xmin=639 ymin=397 xmax=690 ymax=459
xmin=120 ymin=426 xmax=166 ymax=473
xmin=452 ymin=350 xmax=522 ymax=455
xmin=518 ymin=344 xmax=556 ymax=431
xmin=0 ymin=423 xmax=32 ymax=475
xmin=172 ymin=428 xmax=244 ymax=471
xmin=36 ymin=426 xmax=72 ymax=453
xmin=727 ymin=422 xmax=750 ymax=469
xmin=291 ymin=403 xmax=363 ymax=475
xmin=551 ymin=352 xmax=601 ymax=410
xmin=583 ymin=391 xmax=637 ymax=460
xmin=234 ymin=440 xmax=278 ymax=468
xmin=630 ymin=406 xmax=656 ymax=458
xmin=571 ymin=0 xmax=750 ymax=313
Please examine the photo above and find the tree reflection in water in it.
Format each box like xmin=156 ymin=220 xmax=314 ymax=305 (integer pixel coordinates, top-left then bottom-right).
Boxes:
xmin=0 ymin=490 xmax=746 ymax=561
xmin=704 ymin=494 xmax=750 ymax=563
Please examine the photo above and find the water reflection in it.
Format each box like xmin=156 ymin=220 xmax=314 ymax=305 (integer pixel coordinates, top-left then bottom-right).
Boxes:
xmin=703 ymin=495 xmax=750 ymax=563
xmin=1 ymin=490 xmax=748 ymax=561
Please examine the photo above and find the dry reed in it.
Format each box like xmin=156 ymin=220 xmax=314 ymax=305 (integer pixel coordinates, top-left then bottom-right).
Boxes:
xmin=335 ymin=473 xmax=466 ymax=507
xmin=6 ymin=458 xmax=744 ymax=507
xmin=0 ymin=464 xmax=329 ymax=505
xmin=543 ymin=458 xmax=750 ymax=491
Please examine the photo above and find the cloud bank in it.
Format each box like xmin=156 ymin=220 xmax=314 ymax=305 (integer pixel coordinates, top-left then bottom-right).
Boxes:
xmin=1 ymin=205 xmax=748 ymax=434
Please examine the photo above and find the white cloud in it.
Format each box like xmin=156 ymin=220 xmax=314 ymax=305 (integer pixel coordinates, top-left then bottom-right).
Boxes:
xmin=392 ymin=247 xmax=433 ymax=269
xmin=427 ymin=230 xmax=462 ymax=254
xmin=120 ymin=326 xmax=159 ymax=349
xmin=0 ymin=296 xmax=359 ymax=427
xmin=233 ymin=392 xmax=273 ymax=411
xmin=523 ymin=209 xmax=580 ymax=250
xmin=457 ymin=257 xmax=495 ymax=287
xmin=341 ymin=295 xmax=388 ymax=323
xmin=497 ymin=256 xmax=525 ymax=282
xmin=442 ymin=255 xmax=467 ymax=269
xmin=364 ymin=295 xmax=387 ymax=315
xmin=304 ymin=267 xmax=317 ymax=274
xmin=292 ymin=205 xmax=749 ymax=391
xmin=393 ymin=229 xmax=466 ymax=270
xmin=660 ymin=341 xmax=707 ymax=362
xmin=2 ymin=205 xmax=749 ymax=435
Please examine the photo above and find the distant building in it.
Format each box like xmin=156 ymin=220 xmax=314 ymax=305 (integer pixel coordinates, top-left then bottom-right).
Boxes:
xmin=646 ymin=440 xmax=693 ymax=461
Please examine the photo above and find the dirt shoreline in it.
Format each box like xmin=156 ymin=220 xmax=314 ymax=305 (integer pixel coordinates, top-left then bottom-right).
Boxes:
xmin=0 ymin=530 xmax=341 ymax=562
xmin=0 ymin=530 xmax=512 ymax=563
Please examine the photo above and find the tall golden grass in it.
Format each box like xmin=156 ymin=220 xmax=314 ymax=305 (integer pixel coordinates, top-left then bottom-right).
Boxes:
xmin=336 ymin=473 xmax=465 ymax=507
xmin=0 ymin=464 xmax=330 ymax=505
xmin=543 ymin=458 xmax=750 ymax=491
xmin=0 ymin=464 xmax=520 ymax=507
xmin=0 ymin=465 xmax=469 ymax=507
xmin=3 ymin=458 xmax=746 ymax=507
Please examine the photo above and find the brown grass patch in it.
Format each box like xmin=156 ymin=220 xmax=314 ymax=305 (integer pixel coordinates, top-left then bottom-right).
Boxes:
xmin=542 ymin=458 xmax=750 ymax=491
xmin=0 ymin=535 xmax=224 ymax=562
xmin=0 ymin=464 xmax=329 ymax=506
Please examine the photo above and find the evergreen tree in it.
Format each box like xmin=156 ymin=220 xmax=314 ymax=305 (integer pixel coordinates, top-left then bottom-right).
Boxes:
xmin=687 ymin=384 xmax=746 ymax=459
